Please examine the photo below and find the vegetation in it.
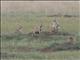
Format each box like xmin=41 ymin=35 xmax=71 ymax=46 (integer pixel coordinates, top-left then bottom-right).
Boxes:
xmin=1 ymin=12 xmax=80 ymax=60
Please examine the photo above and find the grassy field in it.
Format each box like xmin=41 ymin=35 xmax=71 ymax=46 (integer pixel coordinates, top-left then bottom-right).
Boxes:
xmin=1 ymin=12 xmax=80 ymax=60
xmin=1 ymin=12 xmax=79 ymax=33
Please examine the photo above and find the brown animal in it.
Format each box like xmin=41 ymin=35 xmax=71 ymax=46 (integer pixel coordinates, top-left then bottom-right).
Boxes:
xmin=32 ymin=24 xmax=43 ymax=36
xmin=15 ymin=24 xmax=23 ymax=33
xmin=66 ymin=36 xmax=76 ymax=45
xmin=49 ymin=20 xmax=60 ymax=34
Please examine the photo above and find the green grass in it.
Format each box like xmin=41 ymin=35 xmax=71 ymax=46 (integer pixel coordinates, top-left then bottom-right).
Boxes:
xmin=1 ymin=14 xmax=80 ymax=33
xmin=1 ymin=51 xmax=80 ymax=60
xmin=1 ymin=12 xmax=80 ymax=60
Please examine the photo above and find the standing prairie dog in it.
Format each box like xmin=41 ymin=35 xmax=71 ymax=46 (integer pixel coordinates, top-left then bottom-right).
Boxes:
xmin=50 ymin=20 xmax=60 ymax=33
xmin=32 ymin=24 xmax=43 ymax=36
